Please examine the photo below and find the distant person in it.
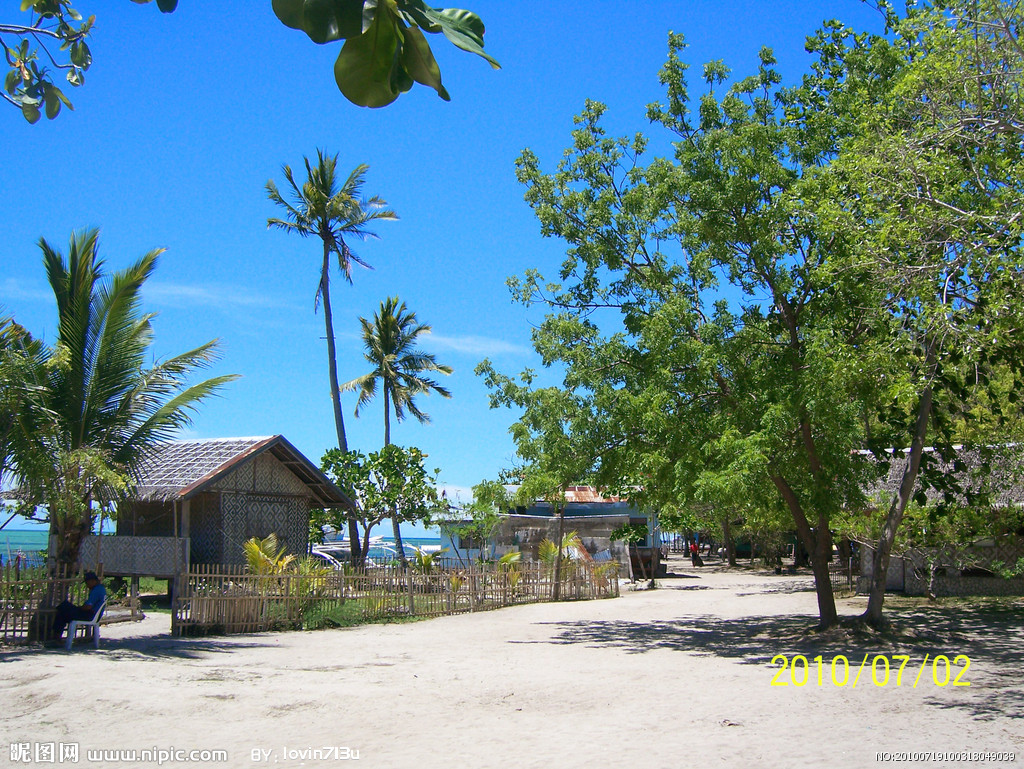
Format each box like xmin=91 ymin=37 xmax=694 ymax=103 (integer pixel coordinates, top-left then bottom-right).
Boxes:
xmin=690 ymin=541 xmax=703 ymax=567
xmin=51 ymin=571 xmax=106 ymax=643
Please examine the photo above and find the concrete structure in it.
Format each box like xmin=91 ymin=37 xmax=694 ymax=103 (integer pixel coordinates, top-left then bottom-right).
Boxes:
xmin=440 ymin=486 xmax=662 ymax=578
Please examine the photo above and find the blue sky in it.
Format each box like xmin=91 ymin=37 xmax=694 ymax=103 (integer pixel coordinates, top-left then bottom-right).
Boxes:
xmin=1 ymin=1 xmax=885 ymax=535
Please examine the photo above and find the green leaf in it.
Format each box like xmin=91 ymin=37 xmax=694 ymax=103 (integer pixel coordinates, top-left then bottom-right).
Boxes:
xmin=333 ymin=4 xmax=405 ymax=107
xmin=438 ymin=7 xmax=484 ymax=39
xmin=400 ymin=25 xmax=450 ymax=100
xmin=67 ymin=69 xmax=83 ymax=87
xmin=272 ymin=0 xmax=306 ymax=29
xmin=306 ymin=0 xmax=364 ymax=43
xmin=21 ymin=102 xmax=41 ymax=124
xmin=4 ymin=70 xmax=19 ymax=96
xmin=70 ymin=41 xmax=92 ymax=69
xmin=424 ymin=7 xmax=499 ymax=69
xmin=396 ymin=0 xmax=441 ymax=32
xmin=51 ymin=85 xmax=73 ymax=109
xmin=43 ymin=86 xmax=60 ymax=119
xmin=156 ymin=0 xmax=178 ymax=11
xmin=274 ymin=0 xmax=364 ymax=44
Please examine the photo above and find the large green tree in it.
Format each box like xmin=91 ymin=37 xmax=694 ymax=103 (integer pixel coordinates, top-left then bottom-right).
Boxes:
xmin=267 ymin=153 xmax=396 ymax=561
xmin=476 ymin=367 xmax=605 ymax=598
xmin=5 ymin=229 xmax=236 ymax=569
xmin=807 ymin=0 xmax=1024 ymax=625
xmin=342 ymin=296 xmax=451 ymax=563
xmin=484 ymin=6 xmax=1024 ymax=629
xmin=484 ymin=39 xmax=880 ymax=626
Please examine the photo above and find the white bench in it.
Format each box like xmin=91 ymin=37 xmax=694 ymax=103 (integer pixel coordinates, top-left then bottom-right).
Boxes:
xmin=65 ymin=601 xmax=106 ymax=651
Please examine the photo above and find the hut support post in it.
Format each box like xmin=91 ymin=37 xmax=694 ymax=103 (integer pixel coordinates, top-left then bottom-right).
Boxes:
xmin=130 ymin=576 xmax=140 ymax=619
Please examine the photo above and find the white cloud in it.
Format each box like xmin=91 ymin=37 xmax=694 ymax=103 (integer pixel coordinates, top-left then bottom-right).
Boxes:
xmin=144 ymin=282 xmax=302 ymax=313
xmin=0 ymin=278 xmax=52 ymax=304
xmin=423 ymin=333 xmax=531 ymax=357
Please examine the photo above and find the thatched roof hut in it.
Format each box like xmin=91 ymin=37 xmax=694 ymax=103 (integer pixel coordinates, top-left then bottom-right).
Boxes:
xmin=113 ymin=435 xmax=351 ymax=569
xmin=862 ymin=444 xmax=1024 ymax=509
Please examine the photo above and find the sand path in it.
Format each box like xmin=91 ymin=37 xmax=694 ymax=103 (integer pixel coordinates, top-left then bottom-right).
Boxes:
xmin=2 ymin=560 xmax=1021 ymax=768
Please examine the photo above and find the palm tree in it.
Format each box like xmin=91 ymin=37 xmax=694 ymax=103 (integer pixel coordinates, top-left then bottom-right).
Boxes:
xmin=0 ymin=312 xmax=35 ymax=491
xmin=266 ymin=152 xmax=397 ymax=453
xmin=7 ymin=230 xmax=237 ymax=569
xmin=267 ymin=152 xmax=396 ymax=563
xmin=342 ymin=297 xmax=452 ymax=563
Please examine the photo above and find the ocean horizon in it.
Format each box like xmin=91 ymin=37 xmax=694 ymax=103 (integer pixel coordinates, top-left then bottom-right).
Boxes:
xmin=1 ymin=529 xmax=442 ymax=568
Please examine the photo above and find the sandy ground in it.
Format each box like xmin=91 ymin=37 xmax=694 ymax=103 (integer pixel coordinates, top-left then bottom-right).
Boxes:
xmin=2 ymin=557 xmax=1022 ymax=769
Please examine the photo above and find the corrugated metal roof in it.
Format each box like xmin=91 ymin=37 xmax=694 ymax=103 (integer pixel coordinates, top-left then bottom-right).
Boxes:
xmin=563 ymin=486 xmax=625 ymax=503
xmin=133 ymin=436 xmax=351 ymax=508
xmin=502 ymin=485 xmax=628 ymax=504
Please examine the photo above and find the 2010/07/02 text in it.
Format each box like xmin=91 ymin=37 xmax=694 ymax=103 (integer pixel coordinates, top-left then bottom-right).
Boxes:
xmin=770 ymin=653 xmax=971 ymax=687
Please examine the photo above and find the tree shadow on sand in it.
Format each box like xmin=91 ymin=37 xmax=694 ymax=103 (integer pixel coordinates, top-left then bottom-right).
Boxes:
xmin=528 ymin=602 xmax=1023 ymax=721
xmin=0 ymin=634 xmax=275 ymax=663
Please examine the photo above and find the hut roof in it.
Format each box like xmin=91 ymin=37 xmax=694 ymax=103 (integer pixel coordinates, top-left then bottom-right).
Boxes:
xmin=133 ymin=435 xmax=352 ymax=508
xmin=502 ymin=485 xmax=629 ymax=504
xmin=862 ymin=445 xmax=1024 ymax=508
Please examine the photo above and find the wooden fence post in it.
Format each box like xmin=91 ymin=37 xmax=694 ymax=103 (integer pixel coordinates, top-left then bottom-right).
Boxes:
xmin=407 ymin=568 xmax=416 ymax=616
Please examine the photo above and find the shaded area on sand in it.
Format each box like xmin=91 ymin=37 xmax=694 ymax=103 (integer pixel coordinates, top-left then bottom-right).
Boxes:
xmin=525 ymin=601 xmax=1024 ymax=723
xmin=0 ymin=634 xmax=272 ymax=663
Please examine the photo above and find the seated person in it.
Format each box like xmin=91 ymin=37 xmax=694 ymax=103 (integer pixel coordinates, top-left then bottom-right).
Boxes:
xmin=52 ymin=571 xmax=106 ymax=642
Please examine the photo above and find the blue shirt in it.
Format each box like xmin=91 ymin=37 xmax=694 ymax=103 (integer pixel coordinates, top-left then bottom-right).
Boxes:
xmin=86 ymin=583 xmax=106 ymax=616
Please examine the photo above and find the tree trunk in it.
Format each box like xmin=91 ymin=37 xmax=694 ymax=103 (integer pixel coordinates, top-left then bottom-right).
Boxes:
xmin=50 ymin=510 xmax=92 ymax=575
xmin=863 ymin=383 xmax=933 ymax=628
xmin=383 ymin=389 xmax=410 ymax=568
xmin=723 ymin=519 xmax=736 ymax=566
xmin=771 ymin=474 xmax=839 ymax=628
xmin=319 ymin=241 xmax=360 ymax=565
xmin=359 ymin=527 xmax=374 ymax=568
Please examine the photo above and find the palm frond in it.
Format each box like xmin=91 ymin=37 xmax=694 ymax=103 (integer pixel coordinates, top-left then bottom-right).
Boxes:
xmin=346 ymin=296 xmax=453 ymax=439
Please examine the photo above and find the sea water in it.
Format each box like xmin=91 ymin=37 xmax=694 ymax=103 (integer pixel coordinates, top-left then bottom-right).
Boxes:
xmin=0 ymin=529 xmax=440 ymax=569
xmin=1 ymin=529 xmax=49 ymax=568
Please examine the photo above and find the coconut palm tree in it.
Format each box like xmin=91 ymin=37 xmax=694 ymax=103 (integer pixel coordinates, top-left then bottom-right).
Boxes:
xmin=266 ymin=152 xmax=397 ymax=454
xmin=7 ymin=230 xmax=237 ymax=569
xmin=0 ymin=312 xmax=36 ymax=492
xmin=342 ymin=297 xmax=452 ymax=563
xmin=267 ymin=153 xmax=396 ymax=563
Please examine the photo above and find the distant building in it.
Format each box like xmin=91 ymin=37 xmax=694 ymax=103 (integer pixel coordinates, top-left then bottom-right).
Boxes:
xmin=439 ymin=486 xmax=662 ymax=578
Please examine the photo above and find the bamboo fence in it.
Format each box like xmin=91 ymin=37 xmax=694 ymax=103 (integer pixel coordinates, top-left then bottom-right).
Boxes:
xmin=0 ymin=565 xmax=89 ymax=644
xmin=173 ymin=564 xmax=347 ymax=635
xmin=173 ymin=560 xmax=620 ymax=636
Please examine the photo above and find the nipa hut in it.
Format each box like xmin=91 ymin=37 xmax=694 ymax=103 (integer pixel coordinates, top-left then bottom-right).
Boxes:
xmin=76 ymin=436 xmax=351 ymax=576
